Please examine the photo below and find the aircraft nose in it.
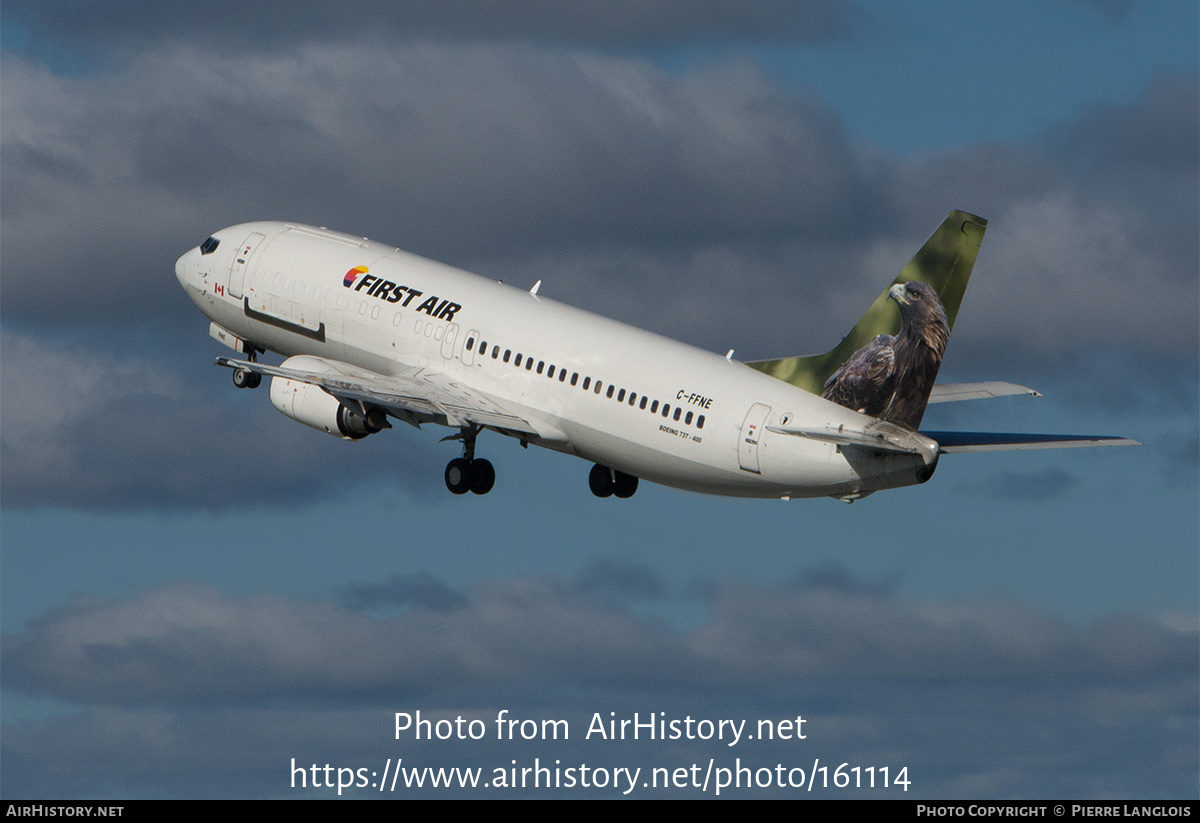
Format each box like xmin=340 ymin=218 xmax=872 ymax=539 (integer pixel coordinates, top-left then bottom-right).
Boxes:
xmin=175 ymin=247 xmax=197 ymax=289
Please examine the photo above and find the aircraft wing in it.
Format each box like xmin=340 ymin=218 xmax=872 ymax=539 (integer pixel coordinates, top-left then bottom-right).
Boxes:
xmin=922 ymin=431 xmax=1140 ymax=453
xmin=928 ymin=382 xmax=1041 ymax=403
xmin=215 ymin=356 xmax=539 ymax=436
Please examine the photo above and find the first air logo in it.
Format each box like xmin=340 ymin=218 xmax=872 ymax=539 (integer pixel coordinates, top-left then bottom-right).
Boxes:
xmin=342 ymin=266 xmax=462 ymax=321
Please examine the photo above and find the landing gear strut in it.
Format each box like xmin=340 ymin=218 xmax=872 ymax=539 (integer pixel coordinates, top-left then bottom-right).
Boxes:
xmin=444 ymin=425 xmax=495 ymax=495
xmin=589 ymin=464 xmax=638 ymax=499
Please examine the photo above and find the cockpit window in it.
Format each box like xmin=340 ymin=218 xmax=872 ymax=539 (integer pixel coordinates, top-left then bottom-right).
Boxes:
xmin=200 ymin=236 xmax=220 ymax=255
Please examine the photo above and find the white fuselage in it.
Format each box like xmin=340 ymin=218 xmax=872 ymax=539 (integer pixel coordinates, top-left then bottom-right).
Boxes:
xmin=176 ymin=222 xmax=932 ymax=499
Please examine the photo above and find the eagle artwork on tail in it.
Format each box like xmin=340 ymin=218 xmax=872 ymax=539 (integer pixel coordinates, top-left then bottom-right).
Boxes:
xmin=821 ymin=280 xmax=949 ymax=430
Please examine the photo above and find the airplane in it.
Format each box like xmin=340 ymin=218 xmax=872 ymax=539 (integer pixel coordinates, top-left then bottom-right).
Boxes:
xmin=175 ymin=210 xmax=1136 ymax=502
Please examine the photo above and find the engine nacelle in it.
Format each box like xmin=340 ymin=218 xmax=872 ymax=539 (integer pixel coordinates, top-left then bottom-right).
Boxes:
xmin=268 ymin=356 xmax=390 ymax=440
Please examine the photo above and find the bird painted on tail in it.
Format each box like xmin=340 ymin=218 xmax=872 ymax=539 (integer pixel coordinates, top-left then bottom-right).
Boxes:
xmin=821 ymin=280 xmax=949 ymax=429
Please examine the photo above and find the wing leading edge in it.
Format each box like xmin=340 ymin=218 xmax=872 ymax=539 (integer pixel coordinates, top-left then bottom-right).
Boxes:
xmin=215 ymin=356 xmax=538 ymax=437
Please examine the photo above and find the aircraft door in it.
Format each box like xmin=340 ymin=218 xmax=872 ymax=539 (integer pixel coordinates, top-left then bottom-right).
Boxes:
xmin=738 ymin=403 xmax=772 ymax=474
xmin=461 ymin=329 xmax=480 ymax=367
xmin=228 ymin=232 xmax=266 ymax=299
xmin=440 ymin=323 xmax=459 ymax=360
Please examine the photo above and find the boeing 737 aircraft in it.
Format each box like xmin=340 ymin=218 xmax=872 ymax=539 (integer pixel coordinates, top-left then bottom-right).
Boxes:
xmin=175 ymin=210 xmax=1135 ymax=501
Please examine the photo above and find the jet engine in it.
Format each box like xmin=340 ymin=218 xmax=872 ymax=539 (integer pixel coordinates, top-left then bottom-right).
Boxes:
xmin=268 ymin=356 xmax=390 ymax=440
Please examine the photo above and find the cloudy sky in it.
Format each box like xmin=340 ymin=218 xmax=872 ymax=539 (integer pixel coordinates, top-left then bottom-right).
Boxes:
xmin=1 ymin=0 xmax=1196 ymax=799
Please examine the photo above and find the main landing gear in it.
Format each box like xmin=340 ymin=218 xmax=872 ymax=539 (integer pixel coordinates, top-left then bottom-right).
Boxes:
xmin=589 ymin=464 xmax=639 ymax=499
xmin=443 ymin=425 xmax=495 ymax=495
xmin=231 ymin=367 xmax=261 ymax=389
xmin=231 ymin=349 xmax=262 ymax=389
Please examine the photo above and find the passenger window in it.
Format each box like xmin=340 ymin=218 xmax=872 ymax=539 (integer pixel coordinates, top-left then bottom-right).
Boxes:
xmin=639 ymin=396 xmax=647 ymax=410
xmin=662 ymin=404 xmax=670 ymax=418
xmin=685 ymin=411 xmax=693 ymax=425
xmin=594 ymin=380 xmax=602 ymax=394
xmin=618 ymin=389 xmax=626 ymax=402
xmin=515 ymin=354 xmax=522 ymax=367
xmin=697 ymin=415 xmax=705 ymax=429
xmin=526 ymin=359 xmax=534 ymax=371
xmin=673 ymin=407 xmax=682 ymax=422
xmin=582 ymin=377 xmax=591 ymax=390
xmin=537 ymin=361 xmax=544 ymax=374
xmin=571 ymin=373 xmax=578 ymax=386
xmin=503 ymin=349 xmax=511 ymax=363
xmin=559 ymin=370 xmax=567 ymax=382
xmin=492 ymin=346 xmax=499 ymax=359
xmin=651 ymin=400 xmax=659 ymax=413
xmin=548 ymin=365 xmax=555 ymax=378
xmin=606 ymin=385 xmax=615 ymax=399
xmin=467 ymin=337 xmax=475 ymax=351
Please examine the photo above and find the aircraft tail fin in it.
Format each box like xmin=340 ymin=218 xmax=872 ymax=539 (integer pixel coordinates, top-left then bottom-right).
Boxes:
xmin=747 ymin=210 xmax=987 ymax=429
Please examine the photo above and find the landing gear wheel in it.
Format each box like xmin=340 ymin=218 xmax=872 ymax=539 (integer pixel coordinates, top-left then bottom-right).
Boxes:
xmin=589 ymin=464 xmax=614 ymax=498
xmin=445 ymin=458 xmax=473 ymax=495
xmin=613 ymin=471 xmax=639 ymax=499
xmin=232 ymin=367 xmax=261 ymax=389
xmin=470 ymin=459 xmax=495 ymax=495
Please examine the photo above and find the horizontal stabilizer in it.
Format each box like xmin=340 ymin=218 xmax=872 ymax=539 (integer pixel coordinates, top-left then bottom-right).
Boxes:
xmin=769 ymin=419 xmax=940 ymax=465
xmin=928 ymin=382 xmax=1041 ymax=403
xmin=924 ymin=431 xmax=1141 ymax=453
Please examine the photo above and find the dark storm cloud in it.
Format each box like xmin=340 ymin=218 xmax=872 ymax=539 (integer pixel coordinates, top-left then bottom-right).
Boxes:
xmin=882 ymin=71 xmax=1198 ymax=364
xmin=5 ymin=0 xmax=863 ymax=54
xmin=1053 ymin=72 xmax=1198 ymax=176
xmin=2 ymin=573 xmax=1195 ymax=796
xmin=2 ymin=46 xmax=1192 ymax=355
xmin=0 ymin=46 xmax=862 ymax=331
xmin=0 ymin=330 xmax=444 ymax=509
